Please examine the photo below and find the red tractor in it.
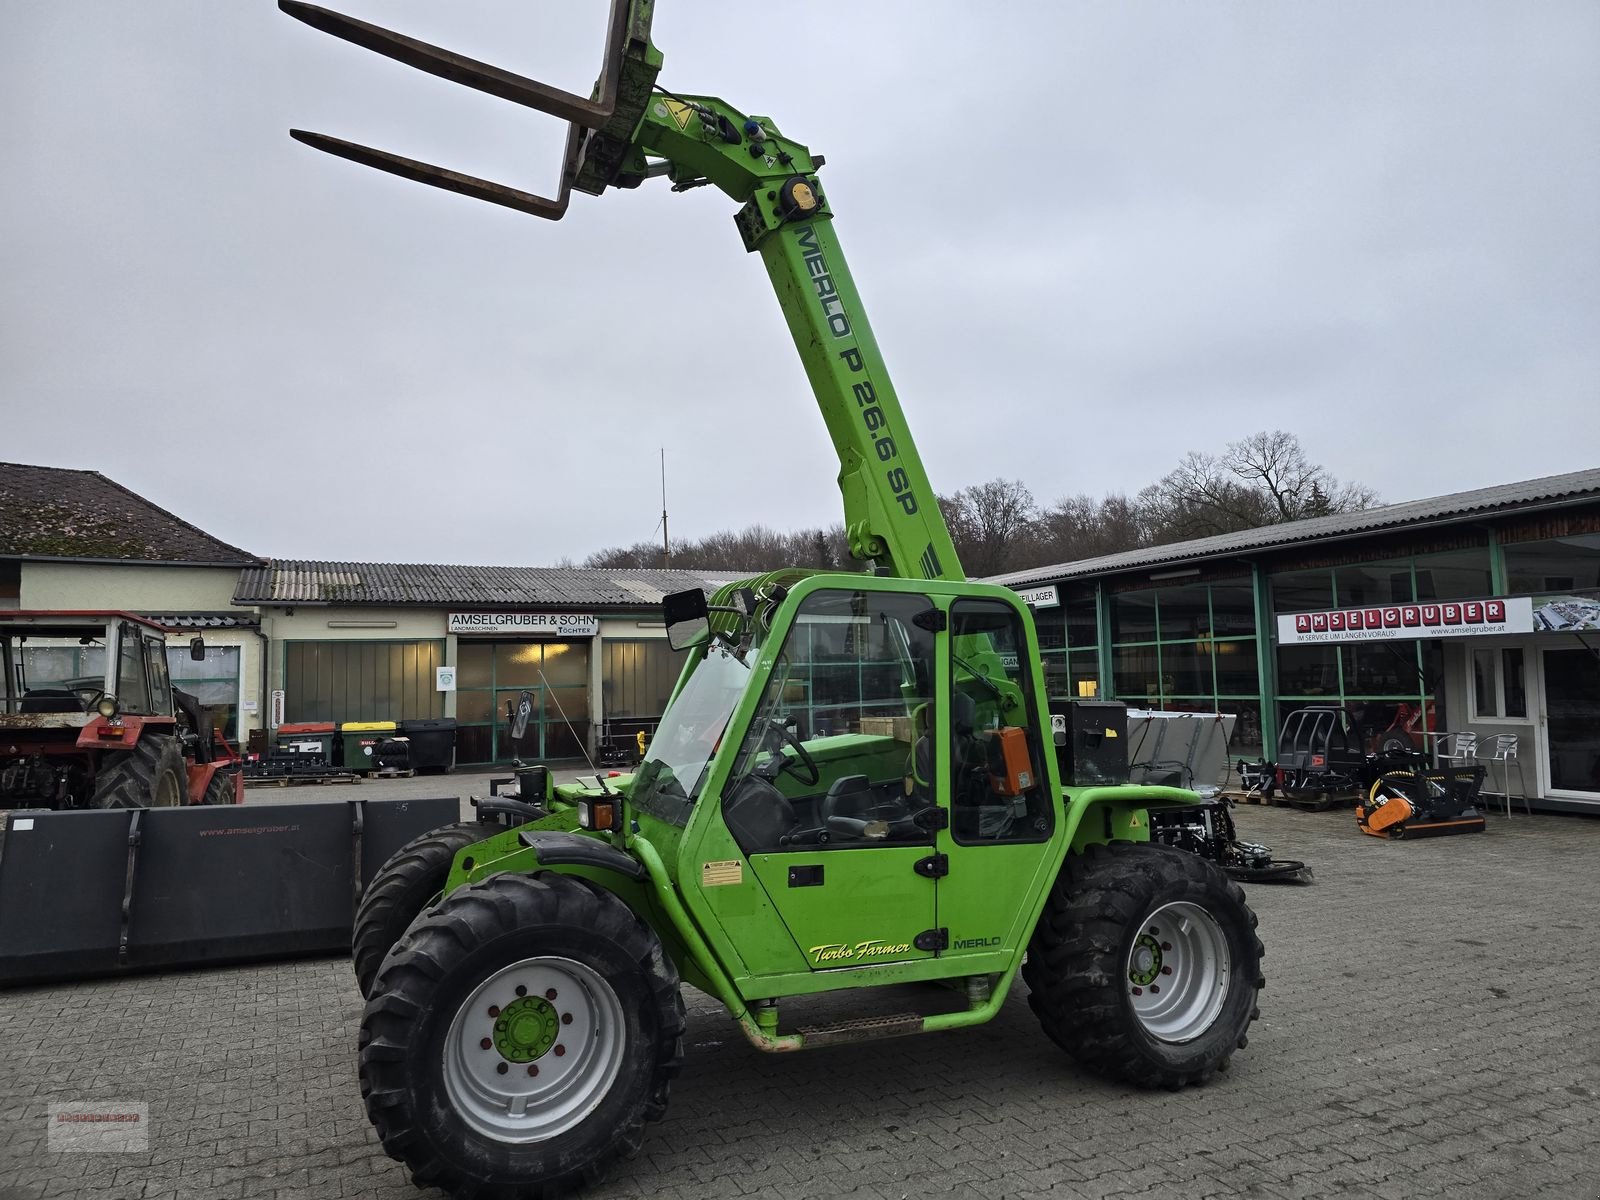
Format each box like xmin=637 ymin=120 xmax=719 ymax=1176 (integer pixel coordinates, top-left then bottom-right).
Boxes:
xmin=0 ymin=611 xmax=240 ymax=810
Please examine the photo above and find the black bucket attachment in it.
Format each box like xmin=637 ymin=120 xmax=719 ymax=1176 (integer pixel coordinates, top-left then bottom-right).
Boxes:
xmin=0 ymin=797 xmax=460 ymax=986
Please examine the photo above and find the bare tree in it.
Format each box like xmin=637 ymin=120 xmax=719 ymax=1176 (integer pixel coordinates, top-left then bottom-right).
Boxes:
xmin=939 ymin=478 xmax=1038 ymax=577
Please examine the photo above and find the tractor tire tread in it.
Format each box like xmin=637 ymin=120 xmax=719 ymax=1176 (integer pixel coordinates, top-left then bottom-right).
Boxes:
xmin=1023 ymin=841 xmax=1264 ymax=1090
xmin=360 ymin=872 xmax=684 ymax=1200
xmin=352 ymin=820 xmax=501 ymax=998
xmin=91 ymin=734 xmax=186 ymax=810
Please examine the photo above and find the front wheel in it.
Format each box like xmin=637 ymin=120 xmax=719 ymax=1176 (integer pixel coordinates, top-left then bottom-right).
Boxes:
xmin=352 ymin=820 xmax=500 ymax=998
xmin=1023 ymin=842 xmax=1263 ymax=1088
xmin=360 ymin=873 xmax=685 ymax=1198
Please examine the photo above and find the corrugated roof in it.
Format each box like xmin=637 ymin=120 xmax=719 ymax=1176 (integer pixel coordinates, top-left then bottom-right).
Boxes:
xmin=989 ymin=467 xmax=1600 ymax=588
xmin=234 ymin=561 xmax=744 ymax=608
xmin=0 ymin=461 xmax=257 ymax=565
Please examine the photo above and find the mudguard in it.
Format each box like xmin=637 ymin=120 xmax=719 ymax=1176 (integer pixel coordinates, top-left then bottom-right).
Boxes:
xmin=518 ymin=830 xmax=647 ymax=881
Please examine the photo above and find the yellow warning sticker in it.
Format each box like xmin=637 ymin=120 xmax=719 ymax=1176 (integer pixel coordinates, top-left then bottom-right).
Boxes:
xmin=702 ymin=860 xmax=743 ymax=887
xmin=663 ymin=98 xmax=694 ymax=132
xmin=1105 ymin=728 xmax=1118 ymax=737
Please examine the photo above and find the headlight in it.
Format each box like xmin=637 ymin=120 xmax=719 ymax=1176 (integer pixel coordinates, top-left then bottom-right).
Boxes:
xmin=97 ymin=695 xmax=120 ymax=719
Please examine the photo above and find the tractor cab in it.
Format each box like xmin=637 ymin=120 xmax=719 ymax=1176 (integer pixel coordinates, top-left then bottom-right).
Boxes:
xmin=0 ymin=611 xmax=176 ymax=726
xmin=630 ymin=574 xmax=1060 ymax=981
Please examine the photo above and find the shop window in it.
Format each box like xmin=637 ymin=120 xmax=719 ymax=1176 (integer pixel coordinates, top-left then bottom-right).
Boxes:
xmin=1069 ymin=650 xmax=1101 ymax=698
xmin=1412 ymin=548 xmax=1493 ymax=601
xmin=1112 ymin=645 xmax=1160 ymax=702
xmin=1341 ymin=643 xmax=1422 ymax=696
xmin=1159 ymin=643 xmax=1211 ymax=697
xmin=1270 ymin=569 xmax=1333 ymax=616
xmin=1276 ymin=644 xmax=1340 ymax=697
xmin=1032 ymin=606 xmax=1066 ymax=652
xmin=1064 ymin=594 xmax=1098 ymax=649
xmin=1472 ymin=648 xmax=1529 ymax=720
xmin=1156 ymin=586 xmax=1210 ymax=641
xmin=1211 ymin=640 xmax=1260 ymax=696
xmin=1336 ymin=560 xmax=1413 ymax=608
xmin=1503 ymin=532 xmax=1600 ymax=595
xmin=1111 ymin=590 xmax=1158 ymax=643
xmin=1209 ymin=584 xmax=1257 ymax=636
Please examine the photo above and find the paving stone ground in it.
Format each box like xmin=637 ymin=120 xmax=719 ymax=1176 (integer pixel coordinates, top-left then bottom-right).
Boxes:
xmin=2 ymin=793 xmax=1597 ymax=1200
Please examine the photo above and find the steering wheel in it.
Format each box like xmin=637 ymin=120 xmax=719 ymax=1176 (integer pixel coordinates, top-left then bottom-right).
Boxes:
xmin=762 ymin=719 xmax=820 ymax=786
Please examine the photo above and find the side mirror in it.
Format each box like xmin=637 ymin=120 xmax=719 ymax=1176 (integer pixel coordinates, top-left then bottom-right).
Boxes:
xmin=189 ymin=636 xmax=207 ymax=662
xmin=663 ymin=588 xmax=710 ymax=651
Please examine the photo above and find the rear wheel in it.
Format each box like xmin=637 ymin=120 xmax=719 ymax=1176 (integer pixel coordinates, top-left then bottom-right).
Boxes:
xmin=360 ymin=873 xmax=684 ymax=1199
xmin=92 ymin=734 xmax=186 ymax=809
xmin=1024 ymin=841 xmax=1263 ymax=1088
xmin=353 ymin=820 xmax=499 ymax=998
xmin=201 ymin=769 xmax=236 ymax=806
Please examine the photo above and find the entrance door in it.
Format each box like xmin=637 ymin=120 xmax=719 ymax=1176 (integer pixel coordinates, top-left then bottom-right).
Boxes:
xmin=1542 ymin=648 xmax=1600 ymax=795
xmin=495 ymin=686 xmax=544 ymax=761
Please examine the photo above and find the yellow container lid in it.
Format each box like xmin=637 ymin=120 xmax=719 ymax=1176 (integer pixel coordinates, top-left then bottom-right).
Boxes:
xmin=340 ymin=720 xmax=397 ymax=732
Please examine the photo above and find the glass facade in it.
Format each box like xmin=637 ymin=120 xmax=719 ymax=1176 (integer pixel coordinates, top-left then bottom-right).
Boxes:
xmin=1104 ymin=579 xmax=1264 ymax=757
xmin=455 ymin=640 xmax=590 ymax=765
xmin=1503 ymin=532 xmax=1600 ymax=594
xmin=1265 ymin=550 xmax=1496 ymax=757
xmin=1029 ymin=591 xmax=1101 ymax=710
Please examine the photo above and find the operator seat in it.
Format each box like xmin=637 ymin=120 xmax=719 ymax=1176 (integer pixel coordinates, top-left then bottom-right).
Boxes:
xmin=911 ymin=692 xmax=979 ymax=801
xmin=722 ymin=775 xmax=796 ymax=855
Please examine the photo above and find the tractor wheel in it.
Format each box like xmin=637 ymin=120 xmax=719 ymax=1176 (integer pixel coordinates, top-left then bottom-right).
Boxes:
xmin=360 ymin=873 xmax=685 ymax=1199
xmin=1023 ymin=841 xmax=1263 ymax=1089
xmin=201 ymin=769 xmax=236 ymax=806
xmin=353 ymin=820 xmax=499 ymax=999
xmin=92 ymin=734 xmax=187 ymax=810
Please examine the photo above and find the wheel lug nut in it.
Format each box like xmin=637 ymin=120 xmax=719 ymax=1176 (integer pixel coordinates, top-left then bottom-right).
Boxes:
xmin=488 ymin=1005 xmax=500 ymax=1017
xmin=480 ymin=1038 xmax=492 ymax=1050
xmin=515 ymin=985 xmax=527 ymax=997
xmin=560 ymin=1013 xmax=573 ymax=1025
xmin=554 ymin=1044 xmax=566 ymax=1057
xmin=545 ymin=988 xmax=558 ymax=1000
xmin=1161 ymin=942 xmax=1172 ymax=952
xmin=495 ymin=1062 xmax=508 ymax=1075
xmin=527 ymin=1065 xmax=539 ymax=1077
xmin=1161 ymin=966 xmax=1173 ymax=976
xmin=1132 ymin=987 xmax=1143 ymax=996
xmin=1150 ymin=984 xmax=1161 ymax=994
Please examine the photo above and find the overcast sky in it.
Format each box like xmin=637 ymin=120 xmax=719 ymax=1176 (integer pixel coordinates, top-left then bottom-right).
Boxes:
xmin=3 ymin=2 xmax=1597 ymax=567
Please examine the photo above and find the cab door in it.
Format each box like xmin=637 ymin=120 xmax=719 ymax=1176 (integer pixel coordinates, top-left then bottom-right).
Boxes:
xmin=933 ymin=596 xmax=1060 ymax=962
xmin=715 ymin=585 xmax=942 ymax=971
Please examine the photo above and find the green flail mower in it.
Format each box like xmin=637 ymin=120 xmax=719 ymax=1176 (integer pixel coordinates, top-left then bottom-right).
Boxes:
xmin=281 ymin=5 xmax=1266 ymax=1197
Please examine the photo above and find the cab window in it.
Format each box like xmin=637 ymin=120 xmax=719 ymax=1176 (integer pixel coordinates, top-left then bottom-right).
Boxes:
xmin=722 ymin=589 xmax=938 ymax=855
xmin=948 ymin=599 xmax=1053 ymax=844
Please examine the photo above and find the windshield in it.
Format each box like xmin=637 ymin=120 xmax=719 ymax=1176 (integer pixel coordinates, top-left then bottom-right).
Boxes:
xmin=630 ymin=641 xmax=751 ymax=827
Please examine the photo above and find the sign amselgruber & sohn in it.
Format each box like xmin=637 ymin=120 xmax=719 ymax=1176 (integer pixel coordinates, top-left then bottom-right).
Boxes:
xmin=1277 ymin=596 xmax=1533 ymax=645
xmin=448 ymin=613 xmax=600 ymax=637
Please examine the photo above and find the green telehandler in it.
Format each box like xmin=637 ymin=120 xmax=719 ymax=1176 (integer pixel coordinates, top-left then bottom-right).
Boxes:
xmin=281 ymin=4 xmax=1265 ymax=1196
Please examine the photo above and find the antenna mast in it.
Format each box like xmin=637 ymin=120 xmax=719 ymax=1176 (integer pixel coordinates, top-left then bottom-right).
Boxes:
xmin=660 ymin=448 xmax=670 ymax=568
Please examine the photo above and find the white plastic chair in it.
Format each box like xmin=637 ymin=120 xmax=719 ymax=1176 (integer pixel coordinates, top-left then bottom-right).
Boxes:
xmin=1480 ymin=734 xmax=1530 ymax=816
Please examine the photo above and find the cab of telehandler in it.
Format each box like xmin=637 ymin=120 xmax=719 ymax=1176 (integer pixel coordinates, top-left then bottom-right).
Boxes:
xmin=629 ymin=573 xmax=1064 ymax=983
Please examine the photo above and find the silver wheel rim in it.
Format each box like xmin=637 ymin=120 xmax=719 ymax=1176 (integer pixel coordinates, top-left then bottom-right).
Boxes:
xmin=1126 ymin=901 xmax=1230 ymax=1044
xmin=443 ymin=956 xmax=626 ymax=1143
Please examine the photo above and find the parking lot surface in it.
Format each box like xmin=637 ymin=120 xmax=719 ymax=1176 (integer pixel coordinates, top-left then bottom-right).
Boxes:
xmin=2 ymin=791 xmax=1597 ymax=1200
